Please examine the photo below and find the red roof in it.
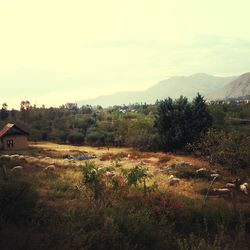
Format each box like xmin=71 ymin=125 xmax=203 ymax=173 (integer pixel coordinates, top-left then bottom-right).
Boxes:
xmin=0 ymin=123 xmax=29 ymax=138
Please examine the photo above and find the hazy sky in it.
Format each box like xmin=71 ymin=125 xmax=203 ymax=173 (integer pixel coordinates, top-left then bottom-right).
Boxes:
xmin=1 ymin=0 xmax=250 ymax=108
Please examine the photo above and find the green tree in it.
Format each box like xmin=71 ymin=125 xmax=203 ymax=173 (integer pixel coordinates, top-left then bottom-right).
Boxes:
xmin=81 ymin=161 xmax=107 ymax=200
xmin=155 ymin=96 xmax=192 ymax=151
xmin=67 ymin=130 xmax=85 ymax=144
xmin=155 ymin=94 xmax=212 ymax=151
xmin=0 ymin=103 xmax=8 ymax=120
xmin=191 ymin=93 xmax=213 ymax=141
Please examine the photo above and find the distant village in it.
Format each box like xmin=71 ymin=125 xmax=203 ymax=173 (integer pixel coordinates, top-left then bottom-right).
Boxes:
xmin=209 ymin=95 xmax=250 ymax=105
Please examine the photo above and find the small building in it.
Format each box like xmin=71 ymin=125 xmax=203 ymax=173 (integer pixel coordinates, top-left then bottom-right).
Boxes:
xmin=0 ymin=123 xmax=29 ymax=150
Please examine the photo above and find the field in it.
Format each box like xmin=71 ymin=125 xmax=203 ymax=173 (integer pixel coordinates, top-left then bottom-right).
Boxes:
xmin=5 ymin=141 xmax=249 ymax=206
xmin=0 ymin=142 xmax=249 ymax=249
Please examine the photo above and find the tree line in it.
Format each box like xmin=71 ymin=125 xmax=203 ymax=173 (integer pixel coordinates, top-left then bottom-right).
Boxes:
xmin=0 ymin=94 xmax=249 ymax=152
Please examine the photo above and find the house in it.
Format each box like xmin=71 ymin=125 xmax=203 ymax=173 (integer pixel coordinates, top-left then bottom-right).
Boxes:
xmin=0 ymin=123 xmax=29 ymax=150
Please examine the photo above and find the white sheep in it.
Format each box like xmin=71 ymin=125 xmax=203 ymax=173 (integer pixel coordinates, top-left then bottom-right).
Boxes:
xmin=168 ymin=175 xmax=174 ymax=179
xmin=44 ymin=165 xmax=56 ymax=171
xmin=210 ymin=173 xmax=220 ymax=179
xmin=0 ymin=155 xmax=10 ymax=161
xmin=195 ymin=168 xmax=207 ymax=174
xmin=18 ymin=155 xmax=25 ymax=160
xmin=168 ymin=175 xmax=180 ymax=186
xmin=225 ymin=183 xmax=236 ymax=189
xmin=169 ymin=178 xmax=180 ymax=186
xmin=240 ymin=183 xmax=248 ymax=195
xmin=27 ymin=157 xmax=37 ymax=163
xmin=105 ymin=171 xmax=115 ymax=177
xmin=212 ymin=188 xmax=231 ymax=196
xmin=11 ymin=166 xmax=23 ymax=171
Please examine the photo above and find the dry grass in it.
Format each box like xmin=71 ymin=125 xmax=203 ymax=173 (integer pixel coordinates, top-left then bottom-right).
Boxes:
xmin=1 ymin=141 xmax=249 ymax=209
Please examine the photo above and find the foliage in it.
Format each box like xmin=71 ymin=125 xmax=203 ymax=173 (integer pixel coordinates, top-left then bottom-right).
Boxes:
xmin=0 ymin=179 xmax=38 ymax=224
xmin=67 ymin=130 xmax=85 ymax=144
xmin=155 ymin=94 xmax=212 ymax=151
xmin=80 ymin=161 xmax=106 ymax=200
xmin=192 ymin=129 xmax=250 ymax=171
xmin=121 ymin=165 xmax=149 ymax=187
xmin=0 ymin=98 xmax=249 ymax=153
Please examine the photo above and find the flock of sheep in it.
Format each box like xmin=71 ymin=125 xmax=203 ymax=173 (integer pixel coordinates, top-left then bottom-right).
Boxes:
xmin=166 ymin=163 xmax=248 ymax=197
xmin=0 ymin=153 xmax=248 ymax=199
xmin=0 ymin=154 xmax=57 ymax=173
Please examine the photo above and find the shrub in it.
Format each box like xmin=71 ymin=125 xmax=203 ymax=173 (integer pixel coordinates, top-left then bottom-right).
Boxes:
xmin=192 ymin=129 xmax=250 ymax=172
xmin=80 ymin=161 xmax=106 ymax=200
xmin=0 ymin=179 xmax=38 ymax=224
xmin=53 ymin=180 xmax=71 ymax=192
xmin=68 ymin=130 xmax=85 ymax=144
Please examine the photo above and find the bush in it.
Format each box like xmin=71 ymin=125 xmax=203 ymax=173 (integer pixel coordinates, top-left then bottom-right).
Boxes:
xmin=80 ymin=161 xmax=106 ymax=200
xmin=0 ymin=179 xmax=38 ymax=224
xmin=192 ymin=129 xmax=250 ymax=171
xmin=68 ymin=130 xmax=85 ymax=144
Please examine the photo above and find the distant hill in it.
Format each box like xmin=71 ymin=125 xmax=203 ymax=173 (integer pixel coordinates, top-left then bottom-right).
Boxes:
xmin=209 ymin=72 xmax=250 ymax=100
xmin=77 ymin=73 xmax=237 ymax=107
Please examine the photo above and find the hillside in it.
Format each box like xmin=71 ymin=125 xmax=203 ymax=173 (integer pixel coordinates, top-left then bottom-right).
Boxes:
xmin=78 ymin=73 xmax=236 ymax=107
xmin=209 ymin=72 xmax=250 ymax=100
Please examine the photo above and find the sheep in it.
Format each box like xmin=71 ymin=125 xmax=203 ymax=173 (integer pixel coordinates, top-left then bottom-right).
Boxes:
xmin=127 ymin=154 xmax=131 ymax=158
xmin=168 ymin=175 xmax=180 ymax=186
xmin=225 ymin=183 xmax=236 ymax=189
xmin=10 ymin=154 xmax=20 ymax=161
xmin=98 ymin=167 xmax=106 ymax=171
xmin=27 ymin=157 xmax=37 ymax=163
xmin=11 ymin=166 xmax=23 ymax=171
xmin=90 ymin=168 xmax=97 ymax=174
xmin=44 ymin=165 xmax=56 ymax=171
xmin=105 ymin=171 xmax=115 ymax=177
xmin=210 ymin=173 xmax=220 ymax=179
xmin=195 ymin=168 xmax=207 ymax=174
xmin=169 ymin=178 xmax=180 ymax=186
xmin=0 ymin=155 xmax=10 ymax=161
xmin=240 ymin=183 xmax=248 ymax=195
xmin=212 ymin=188 xmax=231 ymax=196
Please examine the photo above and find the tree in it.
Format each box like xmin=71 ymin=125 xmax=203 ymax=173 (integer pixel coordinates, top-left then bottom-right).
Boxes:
xmin=155 ymin=96 xmax=193 ymax=151
xmin=191 ymin=93 xmax=213 ymax=141
xmin=0 ymin=103 xmax=8 ymax=120
xmin=67 ymin=130 xmax=85 ymax=144
xmin=155 ymin=94 xmax=212 ymax=151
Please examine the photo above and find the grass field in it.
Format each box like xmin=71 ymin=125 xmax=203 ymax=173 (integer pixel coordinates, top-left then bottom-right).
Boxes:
xmin=0 ymin=142 xmax=249 ymax=249
xmin=1 ymin=141 xmax=248 ymax=208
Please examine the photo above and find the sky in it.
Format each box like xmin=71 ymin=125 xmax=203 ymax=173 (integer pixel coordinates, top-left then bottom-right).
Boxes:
xmin=0 ymin=0 xmax=250 ymax=108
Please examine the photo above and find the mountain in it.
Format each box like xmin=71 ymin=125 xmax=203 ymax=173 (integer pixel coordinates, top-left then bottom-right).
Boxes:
xmin=209 ymin=72 xmax=250 ymax=100
xmin=77 ymin=73 xmax=237 ymax=107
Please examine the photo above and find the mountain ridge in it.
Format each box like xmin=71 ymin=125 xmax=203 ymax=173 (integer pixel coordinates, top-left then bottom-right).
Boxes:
xmin=77 ymin=73 xmax=238 ymax=107
xmin=209 ymin=72 xmax=250 ymax=100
